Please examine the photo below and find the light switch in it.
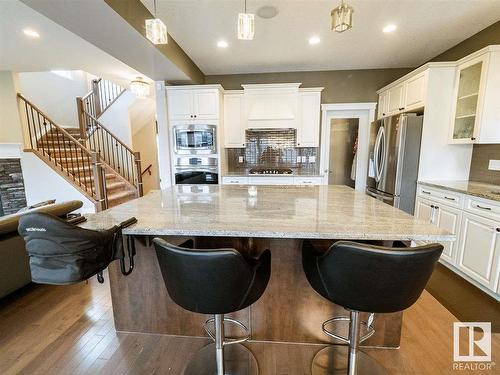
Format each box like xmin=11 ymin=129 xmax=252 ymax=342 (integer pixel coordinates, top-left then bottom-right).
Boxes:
xmin=489 ymin=160 xmax=500 ymax=171
xmin=297 ymin=156 xmax=302 ymax=163
xmin=309 ymin=156 xmax=316 ymax=163
xmin=301 ymin=156 xmax=307 ymax=163
xmin=238 ymin=156 xmax=244 ymax=163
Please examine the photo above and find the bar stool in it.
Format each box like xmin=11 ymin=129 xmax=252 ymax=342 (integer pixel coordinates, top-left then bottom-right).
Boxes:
xmin=302 ymin=240 xmax=443 ymax=375
xmin=153 ymin=238 xmax=271 ymax=375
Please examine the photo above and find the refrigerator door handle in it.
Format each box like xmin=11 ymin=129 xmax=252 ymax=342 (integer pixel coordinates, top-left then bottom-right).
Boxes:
xmin=373 ymin=126 xmax=384 ymax=182
xmin=377 ymin=127 xmax=386 ymax=181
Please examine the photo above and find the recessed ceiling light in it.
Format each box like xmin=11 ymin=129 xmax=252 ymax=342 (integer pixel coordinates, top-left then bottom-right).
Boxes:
xmin=217 ymin=40 xmax=228 ymax=48
xmin=23 ymin=29 xmax=40 ymax=38
xmin=383 ymin=24 xmax=397 ymax=33
xmin=309 ymin=36 xmax=321 ymax=45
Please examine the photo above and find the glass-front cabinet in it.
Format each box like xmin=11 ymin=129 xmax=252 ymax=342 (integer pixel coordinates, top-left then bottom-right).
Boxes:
xmin=450 ymin=58 xmax=485 ymax=143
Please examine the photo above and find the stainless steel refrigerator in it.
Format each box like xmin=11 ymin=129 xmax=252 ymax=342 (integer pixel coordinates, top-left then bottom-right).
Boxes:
xmin=366 ymin=113 xmax=423 ymax=214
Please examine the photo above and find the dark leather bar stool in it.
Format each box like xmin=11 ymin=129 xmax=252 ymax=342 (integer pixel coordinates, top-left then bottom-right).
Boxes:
xmin=153 ymin=238 xmax=271 ymax=375
xmin=302 ymin=240 xmax=443 ymax=375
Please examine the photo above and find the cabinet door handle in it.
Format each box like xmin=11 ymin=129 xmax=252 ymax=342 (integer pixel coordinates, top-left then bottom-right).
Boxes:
xmin=422 ymin=190 xmax=431 ymax=195
xmin=444 ymin=196 xmax=456 ymax=201
xmin=476 ymin=204 xmax=492 ymax=211
xmin=496 ymin=228 xmax=500 ymax=233
xmin=430 ymin=205 xmax=435 ymax=208
xmin=471 ymin=137 xmax=476 ymax=141
xmin=399 ymin=107 xmax=405 ymax=111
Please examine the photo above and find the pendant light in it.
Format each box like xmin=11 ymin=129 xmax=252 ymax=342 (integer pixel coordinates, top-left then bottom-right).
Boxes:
xmin=331 ymin=0 xmax=353 ymax=33
xmin=238 ymin=0 xmax=255 ymax=40
xmin=145 ymin=0 xmax=168 ymax=44
xmin=130 ymin=77 xmax=150 ymax=98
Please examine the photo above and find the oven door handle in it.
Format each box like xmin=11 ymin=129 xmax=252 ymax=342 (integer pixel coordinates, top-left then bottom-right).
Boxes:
xmin=175 ymin=167 xmax=218 ymax=173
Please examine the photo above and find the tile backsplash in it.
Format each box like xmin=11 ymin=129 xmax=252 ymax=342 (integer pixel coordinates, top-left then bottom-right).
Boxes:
xmin=226 ymin=129 xmax=319 ymax=173
xmin=469 ymin=144 xmax=500 ymax=185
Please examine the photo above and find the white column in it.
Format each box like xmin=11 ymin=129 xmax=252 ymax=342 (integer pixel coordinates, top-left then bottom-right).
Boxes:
xmin=154 ymin=81 xmax=172 ymax=189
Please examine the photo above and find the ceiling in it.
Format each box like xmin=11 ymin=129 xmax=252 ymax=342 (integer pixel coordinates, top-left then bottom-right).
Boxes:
xmin=2 ymin=0 xmax=192 ymax=85
xmin=142 ymin=0 xmax=500 ymax=75
xmin=0 ymin=1 xmax=143 ymax=86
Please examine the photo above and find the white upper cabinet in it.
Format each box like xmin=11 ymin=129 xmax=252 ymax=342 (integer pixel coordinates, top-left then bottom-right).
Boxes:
xmin=167 ymin=86 xmax=221 ymax=121
xmin=386 ymin=83 xmax=406 ymax=115
xmin=223 ymin=92 xmax=246 ymax=148
xmin=377 ymin=70 xmax=427 ymax=118
xmin=404 ymin=72 xmax=427 ymax=111
xmin=297 ymin=89 xmax=322 ymax=147
xmin=377 ymin=91 xmax=388 ymax=120
xmin=449 ymin=46 xmax=500 ymax=144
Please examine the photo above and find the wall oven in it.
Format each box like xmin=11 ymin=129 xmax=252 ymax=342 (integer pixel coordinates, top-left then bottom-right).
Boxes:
xmin=174 ymin=157 xmax=218 ymax=185
xmin=173 ymin=124 xmax=216 ymax=155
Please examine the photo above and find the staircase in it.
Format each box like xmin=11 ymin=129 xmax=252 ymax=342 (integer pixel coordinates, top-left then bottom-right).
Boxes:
xmin=17 ymin=78 xmax=143 ymax=211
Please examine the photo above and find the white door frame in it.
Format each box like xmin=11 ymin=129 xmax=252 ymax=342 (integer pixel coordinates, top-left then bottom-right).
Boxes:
xmin=320 ymin=103 xmax=377 ymax=192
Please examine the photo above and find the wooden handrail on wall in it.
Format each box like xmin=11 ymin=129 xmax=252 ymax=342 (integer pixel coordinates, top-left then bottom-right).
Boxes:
xmin=141 ymin=164 xmax=153 ymax=176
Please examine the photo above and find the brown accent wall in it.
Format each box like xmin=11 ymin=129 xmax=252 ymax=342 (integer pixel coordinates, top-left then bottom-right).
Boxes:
xmin=105 ymin=0 xmax=204 ymax=84
xmin=205 ymin=68 xmax=413 ymax=103
xmin=429 ymin=21 xmax=500 ymax=62
xmin=469 ymin=145 xmax=500 ymax=185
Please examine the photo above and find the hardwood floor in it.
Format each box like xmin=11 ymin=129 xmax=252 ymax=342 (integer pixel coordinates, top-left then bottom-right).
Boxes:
xmin=0 ymin=277 xmax=498 ymax=374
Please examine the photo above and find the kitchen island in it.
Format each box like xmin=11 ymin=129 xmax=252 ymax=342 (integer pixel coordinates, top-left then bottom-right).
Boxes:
xmin=82 ymin=185 xmax=452 ymax=348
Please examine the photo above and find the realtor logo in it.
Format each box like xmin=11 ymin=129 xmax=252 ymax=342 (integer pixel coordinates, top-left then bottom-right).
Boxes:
xmin=453 ymin=322 xmax=491 ymax=362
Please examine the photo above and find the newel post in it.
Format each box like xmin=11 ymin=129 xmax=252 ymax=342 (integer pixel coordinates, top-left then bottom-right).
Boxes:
xmin=91 ymin=152 xmax=108 ymax=212
xmin=134 ymin=151 xmax=144 ymax=197
xmin=92 ymin=79 xmax=102 ymax=117
xmin=76 ymin=97 xmax=87 ymax=141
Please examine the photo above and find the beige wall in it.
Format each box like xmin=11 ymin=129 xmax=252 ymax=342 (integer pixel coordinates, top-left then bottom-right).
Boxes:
xmin=205 ymin=68 xmax=412 ymax=103
xmin=0 ymin=71 xmax=23 ymax=144
xmin=132 ymin=122 xmax=160 ymax=194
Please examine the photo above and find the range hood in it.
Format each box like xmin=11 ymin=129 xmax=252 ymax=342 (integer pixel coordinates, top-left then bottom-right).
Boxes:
xmin=243 ymin=83 xmax=301 ymax=129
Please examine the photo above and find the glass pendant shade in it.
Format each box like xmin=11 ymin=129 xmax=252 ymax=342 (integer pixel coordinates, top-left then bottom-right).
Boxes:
xmin=145 ymin=18 xmax=168 ymax=44
xmin=238 ymin=13 xmax=255 ymax=40
xmin=331 ymin=1 xmax=353 ymax=33
xmin=130 ymin=78 xmax=150 ymax=98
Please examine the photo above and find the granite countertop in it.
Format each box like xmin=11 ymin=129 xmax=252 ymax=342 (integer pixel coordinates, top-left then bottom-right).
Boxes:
xmin=419 ymin=180 xmax=500 ymax=202
xmin=81 ymin=185 xmax=453 ymax=241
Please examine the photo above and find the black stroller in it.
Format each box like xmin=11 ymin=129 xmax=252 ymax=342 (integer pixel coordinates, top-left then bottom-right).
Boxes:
xmin=18 ymin=212 xmax=137 ymax=285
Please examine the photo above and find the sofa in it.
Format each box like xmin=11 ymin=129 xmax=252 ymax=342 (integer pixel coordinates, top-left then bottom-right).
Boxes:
xmin=0 ymin=200 xmax=83 ymax=299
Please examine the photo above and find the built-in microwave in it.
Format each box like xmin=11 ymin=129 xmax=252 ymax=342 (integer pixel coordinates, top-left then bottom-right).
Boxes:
xmin=173 ymin=124 xmax=216 ymax=155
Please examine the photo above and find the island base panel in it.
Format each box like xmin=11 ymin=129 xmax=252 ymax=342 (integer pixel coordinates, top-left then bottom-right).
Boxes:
xmin=108 ymin=236 xmax=402 ymax=348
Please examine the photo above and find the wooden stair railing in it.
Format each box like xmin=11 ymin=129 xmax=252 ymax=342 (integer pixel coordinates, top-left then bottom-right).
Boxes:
xmin=17 ymin=94 xmax=108 ymax=211
xmin=78 ymin=105 xmax=143 ymax=198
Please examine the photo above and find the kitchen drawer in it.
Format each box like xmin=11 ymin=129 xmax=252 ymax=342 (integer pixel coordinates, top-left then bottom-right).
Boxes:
xmin=222 ymin=176 xmax=249 ymax=185
xmin=248 ymin=177 xmax=294 ymax=185
xmin=293 ymin=177 xmax=323 ymax=185
xmin=417 ymin=185 xmax=463 ymax=208
xmin=464 ymin=196 xmax=500 ymax=221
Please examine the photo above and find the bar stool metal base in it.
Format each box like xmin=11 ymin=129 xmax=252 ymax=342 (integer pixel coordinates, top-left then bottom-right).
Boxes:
xmin=184 ymin=343 xmax=258 ymax=375
xmin=311 ymin=346 xmax=386 ymax=375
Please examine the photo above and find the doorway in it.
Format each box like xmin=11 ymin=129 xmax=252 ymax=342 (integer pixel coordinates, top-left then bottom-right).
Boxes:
xmin=328 ymin=118 xmax=359 ymax=188
xmin=320 ymin=103 xmax=377 ymax=192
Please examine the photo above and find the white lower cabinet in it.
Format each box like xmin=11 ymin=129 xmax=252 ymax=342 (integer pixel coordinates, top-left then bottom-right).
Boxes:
xmin=415 ymin=183 xmax=500 ymax=299
xmin=457 ymin=212 xmax=500 ymax=290
xmin=435 ymin=205 xmax=462 ymax=264
xmin=415 ymin=197 xmax=435 ymax=224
